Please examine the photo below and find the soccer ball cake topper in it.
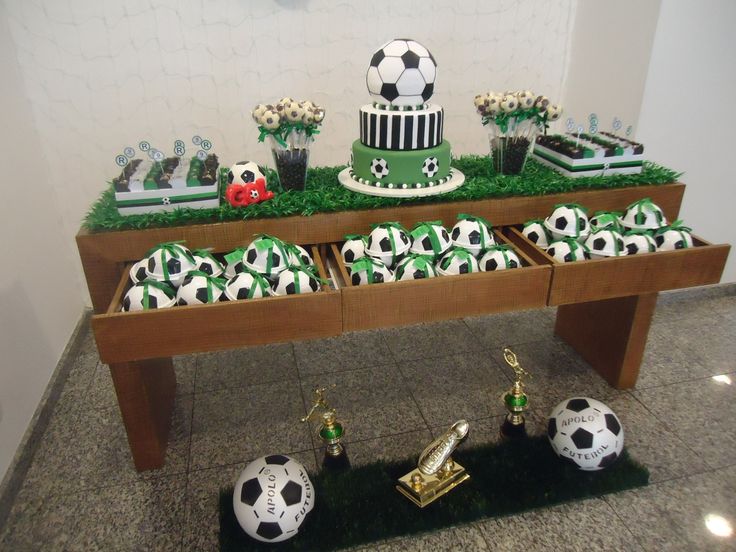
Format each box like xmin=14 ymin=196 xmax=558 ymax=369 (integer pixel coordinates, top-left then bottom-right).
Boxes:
xmin=366 ymin=39 xmax=437 ymax=107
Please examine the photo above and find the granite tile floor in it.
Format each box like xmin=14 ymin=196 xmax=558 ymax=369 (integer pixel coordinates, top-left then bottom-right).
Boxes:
xmin=1 ymin=286 xmax=735 ymax=551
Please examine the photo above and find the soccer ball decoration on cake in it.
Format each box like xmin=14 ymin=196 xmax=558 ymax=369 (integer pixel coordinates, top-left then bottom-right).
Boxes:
xmin=122 ymin=281 xmax=176 ymax=312
xmin=544 ymin=204 xmax=590 ymax=242
xmin=436 ymin=248 xmax=479 ymax=276
xmin=620 ymin=198 xmax=667 ymax=231
xmin=479 ymin=244 xmax=522 ymax=271
xmin=584 ymin=229 xmax=626 ymax=259
xmin=144 ymin=243 xmax=197 ymax=287
xmin=365 ymin=222 xmax=411 ymax=267
xmin=341 ymin=235 xmax=368 ymax=266
xmin=176 ymin=271 xmax=225 ymax=306
xmin=546 ymin=238 xmax=589 ymax=263
xmin=394 ymin=254 xmax=438 ymax=281
xmin=409 ymin=221 xmax=451 ymax=258
xmin=450 ymin=215 xmax=495 ymax=256
xmin=272 ymin=267 xmax=321 ymax=296
xmin=233 ymin=454 xmax=314 ymax=543
xmin=522 ymin=219 xmax=552 ymax=248
xmin=654 ymin=222 xmax=693 ymax=251
xmin=339 ymin=39 xmax=465 ymax=197
xmin=349 ymin=256 xmax=394 ymax=285
xmin=547 ymin=397 xmax=624 ymax=471
xmin=622 ymin=230 xmax=657 ymax=255
xmin=243 ymin=235 xmax=290 ymax=278
xmin=225 ymin=271 xmax=272 ymax=300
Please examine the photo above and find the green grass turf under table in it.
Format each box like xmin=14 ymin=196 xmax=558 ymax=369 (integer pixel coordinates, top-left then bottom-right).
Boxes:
xmin=218 ymin=435 xmax=649 ymax=551
xmin=84 ymin=157 xmax=679 ymax=232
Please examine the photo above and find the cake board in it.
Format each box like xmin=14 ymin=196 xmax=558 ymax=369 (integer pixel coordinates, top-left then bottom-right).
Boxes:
xmin=338 ymin=167 xmax=465 ymax=198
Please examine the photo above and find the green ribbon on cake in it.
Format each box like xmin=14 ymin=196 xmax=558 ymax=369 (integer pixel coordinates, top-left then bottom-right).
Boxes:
xmin=458 ymin=214 xmax=493 ymax=249
xmin=592 ymin=211 xmax=623 ymax=232
xmin=350 ymin=257 xmax=381 ymax=284
xmin=192 ymin=248 xmax=220 ymax=265
xmin=557 ymin=237 xmax=585 ymax=262
xmin=442 ymin=247 xmax=475 ymax=271
xmin=187 ymin=270 xmax=226 ymax=303
xmin=627 ymin=197 xmax=663 ymax=226
xmin=371 ymin=222 xmax=407 ymax=257
xmin=485 ymin=244 xmax=516 ymax=268
xmin=655 ymin=220 xmax=692 ymax=246
xmin=396 ymin=254 xmax=434 ymax=280
xmin=410 ymin=221 xmax=444 ymax=255
xmin=253 ymin=234 xmax=288 ymax=275
xmin=145 ymin=242 xmax=194 ymax=281
xmin=224 ymin=248 xmax=247 ymax=268
xmin=140 ymin=280 xmax=175 ymax=309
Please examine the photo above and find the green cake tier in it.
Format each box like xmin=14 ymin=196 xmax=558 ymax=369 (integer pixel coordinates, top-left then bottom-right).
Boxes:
xmin=351 ymin=139 xmax=451 ymax=188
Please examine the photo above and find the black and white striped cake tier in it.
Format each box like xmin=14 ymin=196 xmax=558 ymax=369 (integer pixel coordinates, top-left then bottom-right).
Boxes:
xmin=359 ymin=103 xmax=443 ymax=151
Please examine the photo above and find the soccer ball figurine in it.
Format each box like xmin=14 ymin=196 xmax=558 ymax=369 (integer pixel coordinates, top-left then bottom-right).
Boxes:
xmin=620 ymin=198 xmax=667 ymax=231
xmin=394 ymin=254 xmax=438 ymax=281
xmin=233 ymin=454 xmax=314 ymax=543
xmin=272 ymin=267 xmax=321 ymax=296
xmin=224 ymin=271 xmax=272 ymax=300
xmin=365 ymin=222 xmax=411 ymax=267
xmin=409 ymin=221 xmax=451 ymax=258
xmin=622 ymin=230 xmax=657 ymax=255
xmin=144 ymin=242 xmax=197 ymax=287
xmin=122 ymin=281 xmax=176 ymax=312
xmin=479 ymin=244 xmax=522 ymax=271
xmin=366 ymin=39 xmax=437 ymax=107
xmin=450 ymin=215 xmax=494 ymax=256
xmin=544 ymin=204 xmax=590 ymax=242
xmin=547 ymin=397 xmax=624 ymax=471
xmin=192 ymin=250 xmax=224 ymax=277
xmin=349 ymin=256 xmax=394 ymax=285
xmin=522 ymin=219 xmax=552 ymax=248
xmin=243 ymin=235 xmax=290 ymax=278
xmin=129 ymin=259 xmax=149 ymax=284
xmin=546 ymin=237 xmax=589 ymax=263
xmin=340 ymin=235 xmax=368 ymax=266
xmin=436 ymin=247 xmax=479 ymax=276
xmin=584 ymin=229 xmax=626 ymax=259
xmin=655 ymin=223 xmax=693 ymax=251
xmin=176 ymin=271 xmax=225 ymax=306
xmin=228 ymin=161 xmax=265 ymax=186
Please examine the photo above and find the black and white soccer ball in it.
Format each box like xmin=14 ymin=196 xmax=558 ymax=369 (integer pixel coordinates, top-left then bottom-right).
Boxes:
xmin=233 ymin=454 xmax=314 ymax=543
xmin=370 ymin=158 xmax=390 ymax=179
xmin=544 ymin=204 xmax=590 ymax=241
xmin=243 ymin=236 xmax=289 ymax=278
xmin=546 ymin=239 xmax=589 ymax=263
xmin=349 ymin=257 xmax=394 ymax=285
xmin=366 ymin=39 xmax=436 ymax=107
xmin=286 ymin=244 xmax=315 ymax=269
xmin=272 ymin=267 xmax=321 ymax=296
xmin=622 ymin=232 xmax=657 ymax=255
xmin=522 ymin=220 xmax=552 ymax=248
xmin=421 ymin=157 xmax=440 ymax=178
xmin=655 ymin=227 xmax=693 ymax=251
xmin=228 ymin=161 xmax=265 ymax=185
xmin=621 ymin=198 xmax=667 ymax=231
xmin=129 ymin=259 xmax=149 ymax=284
xmin=479 ymin=245 xmax=521 ymax=271
xmin=224 ymin=271 xmax=272 ymax=300
xmin=365 ymin=223 xmax=411 ymax=267
xmin=589 ymin=211 xmax=623 ymax=233
xmin=340 ymin=236 xmax=368 ymax=266
xmin=176 ymin=272 xmax=223 ymax=306
xmin=547 ymin=397 xmax=624 ymax=471
xmin=122 ymin=281 xmax=175 ymax=312
xmin=584 ymin=229 xmax=626 ymax=259
xmin=409 ymin=222 xmax=451 ymax=258
xmin=192 ymin=251 xmax=224 ymax=277
xmin=450 ymin=217 xmax=494 ymax=255
xmin=394 ymin=254 xmax=437 ymax=281
xmin=224 ymin=249 xmax=248 ymax=279
xmin=436 ymin=248 xmax=479 ymax=276
xmin=144 ymin=243 xmax=196 ymax=287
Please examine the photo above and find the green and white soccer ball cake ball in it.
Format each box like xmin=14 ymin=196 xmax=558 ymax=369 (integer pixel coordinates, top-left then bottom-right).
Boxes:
xmin=243 ymin=236 xmax=290 ymax=278
xmin=340 ymin=236 xmax=368 ymax=266
xmin=546 ymin=238 xmax=589 ymax=263
xmin=589 ymin=212 xmax=623 ymax=233
xmin=544 ymin=204 xmax=590 ymax=242
xmin=349 ymin=257 xmax=394 ymax=285
xmin=584 ymin=229 xmax=626 ymax=259
xmin=522 ymin=220 xmax=552 ymax=248
xmin=394 ymin=254 xmax=437 ymax=281
xmin=228 ymin=161 xmax=265 ymax=186
xmin=286 ymin=244 xmax=314 ymax=269
xmin=655 ymin=226 xmax=693 ymax=251
xmin=176 ymin=272 xmax=223 ymax=306
xmin=224 ymin=271 xmax=271 ymax=301
xmin=272 ymin=267 xmax=321 ymax=296
xmin=233 ymin=454 xmax=315 ymax=543
xmin=409 ymin=222 xmax=451 ymax=258
xmin=145 ymin=243 xmax=196 ymax=287
xmin=622 ymin=231 xmax=657 ymax=255
xmin=365 ymin=223 xmax=411 ymax=267
xmin=547 ymin=397 xmax=624 ymax=471
xmin=122 ymin=281 xmax=176 ymax=312
xmin=192 ymin=251 xmax=224 ymax=277
xmin=620 ymin=198 xmax=667 ymax=230
xmin=129 ymin=259 xmax=149 ymax=284
xmin=479 ymin=245 xmax=521 ymax=271
xmin=436 ymin=248 xmax=479 ymax=276
xmin=450 ymin=217 xmax=494 ymax=256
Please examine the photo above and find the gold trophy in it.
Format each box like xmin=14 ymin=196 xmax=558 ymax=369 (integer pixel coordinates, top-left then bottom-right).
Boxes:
xmin=396 ymin=420 xmax=470 ymax=507
xmin=500 ymin=347 xmax=531 ymax=439
xmin=301 ymin=385 xmax=350 ymax=470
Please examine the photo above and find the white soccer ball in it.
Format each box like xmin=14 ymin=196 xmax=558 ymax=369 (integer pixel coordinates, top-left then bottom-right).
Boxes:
xmin=224 ymin=248 xmax=248 ymax=279
xmin=522 ymin=220 xmax=552 ymax=248
xmin=366 ymin=39 xmax=437 ymax=107
xmin=122 ymin=281 xmax=176 ymax=312
xmin=409 ymin=222 xmax=451 ymax=258
xmin=436 ymin=247 xmax=479 ymax=276
xmin=421 ymin=157 xmax=440 ymax=178
xmin=228 ymin=161 xmax=265 ymax=185
xmin=544 ymin=204 xmax=590 ymax=242
xmin=479 ymin=245 xmax=522 ymax=271
xmin=517 ymin=90 xmax=536 ymax=109
xmin=340 ymin=235 xmax=368 ymax=266
xmin=243 ymin=235 xmax=290 ymax=278
xmin=129 ymin=259 xmax=149 ymax=284
xmin=394 ymin=254 xmax=437 ymax=281
xmin=655 ymin=226 xmax=693 ymax=251
xmin=286 ymin=244 xmax=314 ymax=269
xmin=546 ymin=104 xmax=563 ymax=121
xmin=349 ymin=257 xmax=394 ymax=285
xmin=500 ymin=93 xmax=518 ymax=113
xmin=144 ymin=243 xmax=197 ymax=287
xmin=272 ymin=267 xmax=321 ymax=296
xmin=589 ymin=211 xmax=623 ymax=233
xmin=365 ymin=223 xmax=411 ymax=267
xmin=622 ymin=231 xmax=657 ymax=255
xmin=176 ymin=272 xmax=224 ymax=306
xmin=224 ymin=271 xmax=272 ymax=301
xmin=450 ymin=216 xmax=494 ymax=255
xmin=546 ymin=238 xmax=589 ymax=263
xmin=233 ymin=454 xmax=315 ymax=543
xmin=620 ymin=198 xmax=667 ymax=230
xmin=192 ymin=250 xmax=224 ymax=278
xmin=547 ymin=397 xmax=624 ymax=471
xmin=370 ymin=158 xmax=390 ymax=179
xmin=584 ymin=229 xmax=626 ymax=259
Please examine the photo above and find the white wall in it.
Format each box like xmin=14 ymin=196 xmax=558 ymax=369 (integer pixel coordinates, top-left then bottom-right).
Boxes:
xmin=636 ymin=0 xmax=736 ymax=282
xmin=0 ymin=2 xmax=83 ymax=481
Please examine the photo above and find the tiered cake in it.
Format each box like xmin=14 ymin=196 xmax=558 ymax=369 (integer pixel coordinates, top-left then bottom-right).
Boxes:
xmin=339 ymin=39 xmax=465 ymax=197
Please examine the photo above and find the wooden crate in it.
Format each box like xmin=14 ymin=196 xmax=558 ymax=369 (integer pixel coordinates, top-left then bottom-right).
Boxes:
xmin=505 ymin=227 xmax=730 ymax=305
xmin=91 ymin=246 xmax=342 ymax=364
xmin=332 ymin=231 xmax=552 ymax=332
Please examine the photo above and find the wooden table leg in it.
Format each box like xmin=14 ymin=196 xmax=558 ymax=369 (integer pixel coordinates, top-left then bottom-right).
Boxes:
xmin=554 ymin=293 xmax=658 ymax=389
xmin=109 ymin=357 xmax=176 ymax=471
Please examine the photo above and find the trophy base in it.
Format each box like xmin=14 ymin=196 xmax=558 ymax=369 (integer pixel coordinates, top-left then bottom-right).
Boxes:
xmin=396 ymin=462 xmax=470 ymax=508
xmin=500 ymin=419 xmax=527 ymax=440
xmin=322 ymin=447 xmax=351 ymax=471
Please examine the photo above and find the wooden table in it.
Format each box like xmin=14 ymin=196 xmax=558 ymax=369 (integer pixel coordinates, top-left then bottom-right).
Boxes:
xmin=77 ymin=182 xmax=730 ymax=471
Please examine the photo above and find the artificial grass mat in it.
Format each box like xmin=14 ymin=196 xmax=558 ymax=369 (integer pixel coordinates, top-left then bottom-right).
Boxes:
xmin=84 ymin=156 xmax=680 ymax=232
xmin=218 ymin=436 xmax=649 ymax=551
